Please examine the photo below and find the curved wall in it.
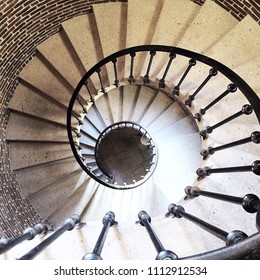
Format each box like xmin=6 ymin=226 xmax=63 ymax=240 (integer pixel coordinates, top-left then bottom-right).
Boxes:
xmin=0 ymin=0 xmax=259 ymax=237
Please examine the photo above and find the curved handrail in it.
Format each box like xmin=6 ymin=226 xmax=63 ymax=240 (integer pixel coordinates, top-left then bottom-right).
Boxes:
xmin=67 ymin=45 xmax=260 ymax=188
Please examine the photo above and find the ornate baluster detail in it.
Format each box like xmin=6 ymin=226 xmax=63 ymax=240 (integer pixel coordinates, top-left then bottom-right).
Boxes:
xmin=76 ymin=96 xmax=88 ymax=114
xmin=96 ymin=68 xmax=106 ymax=94
xmin=159 ymin=52 xmax=176 ymax=88
xmin=137 ymin=211 xmax=178 ymax=260
xmin=194 ymin=84 xmax=237 ymax=121
xmin=143 ymin=51 xmax=156 ymax=84
xmin=0 ymin=223 xmax=47 ymax=255
xmin=173 ymin=59 xmax=196 ymax=95
xmin=71 ymin=127 xmax=81 ymax=138
xmin=200 ymin=104 xmax=253 ymax=139
xmin=84 ymin=80 xmax=95 ymax=103
xmin=71 ymin=111 xmax=83 ymax=125
xmin=200 ymin=131 xmax=260 ymax=159
xmin=166 ymin=204 xmax=248 ymax=245
xmin=128 ymin=52 xmax=136 ymax=84
xmin=82 ymin=212 xmax=117 ymax=260
xmin=185 ymin=68 xmax=218 ymax=107
xmin=112 ymin=58 xmax=119 ymax=87
xmin=18 ymin=215 xmax=79 ymax=260
xmin=196 ymin=160 xmax=260 ymax=180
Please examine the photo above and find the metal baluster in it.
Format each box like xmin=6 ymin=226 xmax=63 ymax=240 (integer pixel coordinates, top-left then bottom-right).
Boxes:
xmin=137 ymin=211 xmax=178 ymax=260
xmin=96 ymin=68 xmax=106 ymax=94
xmin=185 ymin=68 xmax=218 ymax=107
xmin=196 ymin=160 xmax=260 ymax=180
xmin=84 ymin=80 xmax=95 ymax=103
xmin=159 ymin=52 xmax=176 ymax=88
xmin=72 ymin=111 xmax=83 ymax=125
xmin=71 ymin=127 xmax=81 ymax=138
xmin=18 ymin=215 xmax=79 ymax=260
xmin=112 ymin=59 xmax=119 ymax=87
xmin=173 ymin=59 xmax=196 ymax=95
xmin=194 ymin=84 xmax=237 ymax=121
xmin=200 ymin=104 xmax=253 ymax=139
xmin=76 ymin=96 xmax=88 ymax=114
xmin=143 ymin=51 xmax=156 ymax=84
xmin=166 ymin=204 xmax=248 ymax=245
xmin=0 ymin=223 xmax=47 ymax=255
xmin=128 ymin=52 xmax=136 ymax=84
xmin=82 ymin=212 xmax=117 ymax=260
xmin=200 ymin=131 xmax=260 ymax=159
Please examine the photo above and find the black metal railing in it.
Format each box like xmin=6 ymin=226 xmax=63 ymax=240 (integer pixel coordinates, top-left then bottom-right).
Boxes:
xmin=82 ymin=212 xmax=117 ymax=260
xmin=18 ymin=215 xmax=79 ymax=260
xmin=166 ymin=204 xmax=248 ymax=246
xmin=0 ymin=223 xmax=47 ymax=255
xmin=65 ymin=45 xmax=260 ymax=260
xmin=137 ymin=211 xmax=178 ymax=260
xmin=67 ymin=45 xmax=260 ymax=192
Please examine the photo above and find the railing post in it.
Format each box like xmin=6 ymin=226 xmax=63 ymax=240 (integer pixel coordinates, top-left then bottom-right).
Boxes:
xmin=185 ymin=68 xmax=218 ymax=107
xmin=143 ymin=50 xmax=156 ymax=84
xmin=166 ymin=204 xmax=248 ymax=246
xmin=128 ymin=52 xmax=136 ymax=84
xmin=0 ymin=223 xmax=47 ymax=255
xmin=159 ymin=52 xmax=176 ymax=88
xmin=200 ymin=104 xmax=253 ymax=139
xmin=137 ymin=211 xmax=178 ymax=260
xmin=200 ymin=131 xmax=260 ymax=159
xmin=173 ymin=58 xmax=196 ymax=95
xmin=194 ymin=84 xmax=237 ymax=121
xmin=18 ymin=215 xmax=79 ymax=260
xmin=82 ymin=211 xmax=117 ymax=260
xmin=112 ymin=58 xmax=119 ymax=87
xmin=196 ymin=160 xmax=260 ymax=180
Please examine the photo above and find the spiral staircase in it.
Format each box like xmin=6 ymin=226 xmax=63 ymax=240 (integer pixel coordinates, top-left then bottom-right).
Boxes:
xmin=0 ymin=0 xmax=260 ymax=260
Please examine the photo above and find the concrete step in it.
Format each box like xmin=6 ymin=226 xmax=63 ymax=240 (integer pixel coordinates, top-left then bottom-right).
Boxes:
xmin=19 ymin=54 xmax=74 ymax=107
xmin=37 ymin=31 xmax=86 ymax=89
xmin=107 ymin=87 xmax=123 ymax=123
xmin=28 ymin=169 xmax=88 ymax=221
xmin=140 ymin=90 xmax=174 ymax=128
xmin=122 ymin=85 xmax=140 ymax=121
xmin=206 ymin=16 xmax=260 ymax=69
xmin=8 ymin=81 xmax=67 ymax=126
xmin=15 ymin=157 xmax=80 ymax=198
xmin=131 ymin=86 xmax=158 ymax=123
xmin=125 ymin=0 xmax=164 ymax=78
xmin=233 ymin=56 xmax=260 ymax=96
xmin=141 ymin=0 xmax=200 ymax=80
xmin=178 ymin=0 xmax=238 ymax=54
xmin=8 ymin=142 xmax=73 ymax=170
xmin=48 ymin=177 xmax=99 ymax=228
xmin=93 ymin=2 xmax=127 ymax=83
xmin=62 ymin=14 xmax=109 ymax=91
xmin=6 ymin=112 xmax=68 ymax=142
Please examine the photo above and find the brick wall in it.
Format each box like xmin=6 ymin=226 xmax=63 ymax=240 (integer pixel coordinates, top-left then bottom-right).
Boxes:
xmin=191 ymin=0 xmax=260 ymax=22
xmin=0 ymin=0 xmax=259 ymax=237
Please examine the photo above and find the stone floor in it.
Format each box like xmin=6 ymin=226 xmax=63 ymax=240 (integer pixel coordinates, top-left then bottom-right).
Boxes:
xmin=96 ymin=125 xmax=157 ymax=186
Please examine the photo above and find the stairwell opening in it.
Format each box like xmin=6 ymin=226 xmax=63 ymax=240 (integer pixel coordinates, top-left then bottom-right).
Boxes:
xmin=95 ymin=122 xmax=158 ymax=187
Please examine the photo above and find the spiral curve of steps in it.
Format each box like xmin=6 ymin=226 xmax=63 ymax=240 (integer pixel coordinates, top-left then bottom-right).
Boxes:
xmin=1 ymin=0 xmax=260 ymax=260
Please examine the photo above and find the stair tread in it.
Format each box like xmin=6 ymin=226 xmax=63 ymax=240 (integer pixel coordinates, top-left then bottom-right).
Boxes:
xmin=19 ymin=55 xmax=73 ymax=107
xmin=29 ymin=170 xmax=88 ymax=221
xmin=8 ymin=141 xmax=73 ymax=170
xmin=6 ymin=112 xmax=68 ymax=142
xmin=125 ymin=0 xmax=164 ymax=78
xmin=15 ymin=157 xmax=80 ymax=198
xmin=8 ymin=81 xmax=67 ymax=125
xmin=37 ymin=31 xmax=86 ymax=89
xmin=131 ymin=86 xmax=158 ymax=123
xmin=48 ymin=178 xmax=98 ymax=227
xmin=206 ymin=16 xmax=260 ymax=69
xmin=93 ymin=2 xmax=127 ymax=83
xmin=141 ymin=0 xmax=200 ymax=80
xmin=62 ymin=14 xmax=109 ymax=90
xmin=107 ymin=87 xmax=123 ymax=123
xmin=177 ymin=0 xmax=238 ymax=54
xmin=122 ymin=85 xmax=140 ymax=121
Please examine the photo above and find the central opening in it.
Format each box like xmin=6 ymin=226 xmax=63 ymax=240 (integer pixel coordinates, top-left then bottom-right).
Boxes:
xmin=95 ymin=122 xmax=158 ymax=187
